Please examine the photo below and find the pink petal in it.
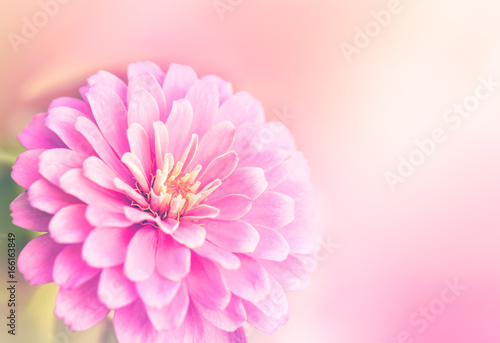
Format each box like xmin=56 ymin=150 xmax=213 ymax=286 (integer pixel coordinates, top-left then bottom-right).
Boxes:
xmin=156 ymin=232 xmax=191 ymax=281
xmin=211 ymin=167 xmax=268 ymax=201
xmin=145 ymin=282 xmax=189 ymax=331
xmin=193 ymin=241 xmax=240 ymax=270
xmin=136 ymin=269 xmax=181 ymax=308
xmin=244 ymin=299 xmax=287 ymax=334
xmin=123 ymin=206 xmax=156 ymax=224
xmin=48 ymin=97 xmax=91 ymax=117
xmin=190 ymin=121 xmax=235 ymax=169
xmin=127 ymin=123 xmax=152 ymax=178
xmin=275 ymin=150 xmax=312 ymax=182
xmin=272 ymin=163 xmax=315 ymax=223
xmin=195 ymin=295 xmax=246 ymax=332
xmin=98 ymin=265 xmax=138 ymax=309
xmin=18 ymin=234 xmax=63 ymax=285
xmin=114 ymin=300 xmax=196 ymax=343
xmin=266 ymin=121 xmax=297 ymax=150
xmin=180 ymin=305 xmax=205 ymax=342
xmin=201 ymin=321 xmax=247 ymax=343
xmin=55 ymin=276 xmax=109 ymax=331
xmin=128 ymin=61 xmax=165 ymax=85
xmin=186 ymin=256 xmax=231 ymax=310
xmin=179 ymin=133 xmax=198 ymax=170
xmin=172 ymin=221 xmax=206 ymax=249
xmin=242 ymin=276 xmax=289 ymax=334
xmin=204 ymin=220 xmax=259 ymax=253
xmin=186 ymin=80 xmax=219 ymax=138
xmin=75 ymin=116 xmax=132 ymax=182
xmin=264 ymin=157 xmax=293 ymax=189
xmin=53 ymin=244 xmax=100 ymax=289
xmin=82 ymin=226 xmax=137 ymax=268
xmin=198 ymin=151 xmax=238 ymax=186
xmin=128 ymin=72 xmax=166 ymax=123
xmin=278 ymin=219 xmax=321 ymax=255
xmin=209 ymin=195 xmax=252 ymax=221
xmin=124 ymin=226 xmax=157 ymax=281
xmin=183 ymin=204 xmax=220 ymax=221
xmin=85 ymin=204 xmax=131 ymax=228
xmin=244 ymin=275 xmax=288 ymax=328
xmin=18 ymin=112 xmax=65 ymax=150
xmin=261 ymin=254 xmax=316 ymax=291
xmin=163 ymin=63 xmax=198 ymax=120
xmin=10 ymin=192 xmax=52 ymax=231
xmin=28 ymin=179 xmax=80 ymax=214
xmin=59 ymin=169 xmax=128 ymax=210
xmin=235 ymin=122 xmax=296 ymax=153
xmin=153 ymin=121 xmax=169 ymax=170
xmin=88 ymin=70 xmax=127 ymax=104
xmin=242 ymin=191 xmax=294 ymax=229
xmin=113 ymin=302 xmax=160 ymax=343
xmin=46 ymin=107 xmax=96 ymax=157
xmin=12 ymin=149 xmax=44 ymax=189
xmin=154 ymin=217 xmax=179 ymax=234
xmin=248 ymin=225 xmax=290 ymax=262
xmin=222 ymin=255 xmax=270 ymax=303
xmin=121 ymin=152 xmax=149 ymax=192
xmin=200 ymin=74 xmax=233 ymax=105
xmin=115 ymin=179 xmax=149 ymax=209
xmin=127 ymin=90 xmax=160 ymax=149
xmin=39 ymin=149 xmax=84 ymax=186
xmin=236 ymin=147 xmax=291 ymax=171
xmin=86 ymin=83 xmax=129 ymax=156
xmin=166 ymin=99 xmax=193 ymax=159
xmin=216 ymin=91 xmax=265 ymax=127
xmin=114 ymin=301 xmax=157 ymax=343
xmin=82 ymin=156 xmax=122 ymax=191
xmin=49 ymin=204 xmax=93 ymax=243
xmin=79 ymin=85 xmax=90 ymax=99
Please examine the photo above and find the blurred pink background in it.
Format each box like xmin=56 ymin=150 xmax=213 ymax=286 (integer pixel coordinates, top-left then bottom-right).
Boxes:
xmin=2 ymin=0 xmax=500 ymax=342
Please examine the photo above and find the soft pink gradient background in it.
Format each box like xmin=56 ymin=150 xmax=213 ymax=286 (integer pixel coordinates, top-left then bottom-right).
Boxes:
xmin=2 ymin=0 xmax=500 ymax=342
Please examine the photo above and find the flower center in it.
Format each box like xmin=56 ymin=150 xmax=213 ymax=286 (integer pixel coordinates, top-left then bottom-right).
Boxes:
xmin=121 ymin=128 xmax=221 ymax=221
xmin=125 ymin=152 xmax=220 ymax=221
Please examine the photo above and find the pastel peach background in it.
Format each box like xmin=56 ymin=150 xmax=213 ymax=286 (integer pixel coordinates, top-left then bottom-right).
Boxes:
xmin=1 ymin=0 xmax=500 ymax=342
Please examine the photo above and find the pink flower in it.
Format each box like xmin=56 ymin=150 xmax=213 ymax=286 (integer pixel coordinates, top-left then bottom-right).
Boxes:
xmin=10 ymin=61 xmax=319 ymax=342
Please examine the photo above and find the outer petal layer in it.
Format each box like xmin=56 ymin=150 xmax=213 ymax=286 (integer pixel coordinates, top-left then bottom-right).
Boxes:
xmin=55 ymin=276 xmax=109 ymax=331
xmin=18 ymin=234 xmax=63 ymax=285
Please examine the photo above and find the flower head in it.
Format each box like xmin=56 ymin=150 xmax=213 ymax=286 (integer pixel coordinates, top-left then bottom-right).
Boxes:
xmin=11 ymin=61 xmax=319 ymax=342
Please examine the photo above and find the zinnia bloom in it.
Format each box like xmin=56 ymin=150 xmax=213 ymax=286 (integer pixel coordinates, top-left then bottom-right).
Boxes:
xmin=11 ymin=61 xmax=319 ymax=342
